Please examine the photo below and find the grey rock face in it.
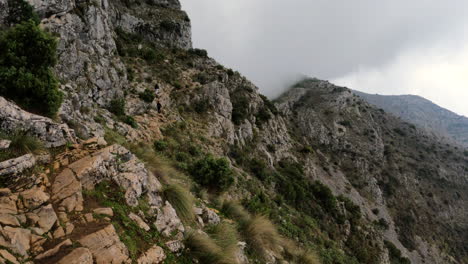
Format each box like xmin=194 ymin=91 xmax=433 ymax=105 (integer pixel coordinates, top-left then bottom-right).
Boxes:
xmin=154 ymin=201 xmax=184 ymax=237
xmin=112 ymin=1 xmax=192 ymax=49
xmin=41 ymin=2 xmax=127 ymax=107
xmin=28 ymin=0 xmax=75 ymax=18
xmin=276 ymin=78 xmax=468 ymax=264
xmin=0 ymin=97 xmax=76 ymax=148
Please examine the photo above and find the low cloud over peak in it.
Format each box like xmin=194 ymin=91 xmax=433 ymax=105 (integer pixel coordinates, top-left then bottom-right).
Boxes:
xmin=180 ymin=0 xmax=468 ymax=116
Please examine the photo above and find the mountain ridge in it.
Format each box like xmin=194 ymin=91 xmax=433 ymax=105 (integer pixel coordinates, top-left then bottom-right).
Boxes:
xmin=354 ymin=90 xmax=468 ymax=147
xmin=0 ymin=1 xmax=466 ymax=264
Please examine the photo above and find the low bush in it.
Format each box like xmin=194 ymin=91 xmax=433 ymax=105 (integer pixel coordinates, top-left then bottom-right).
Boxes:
xmin=108 ymin=97 xmax=138 ymax=128
xmin=108 ymin=98 xmax=126 ymax=116
xmin=248 ymin=159 xmax=270 ymax=180
xmin=139 ymin=88 xmax=156 ymax=103
xmin=384 ymin=240 xmax=411 ymax=264
xmin=121 ymin=115 xmax=138 ymax=128
xmin=188 ymin=48 xmax=208 ymax=57
xmin=153 ymin=140 xmax=168 ymax=151
xmin=231 ymin=95 xmax=249 ymax=125
xmin=190 ymin=155 xmax=234 ymax=191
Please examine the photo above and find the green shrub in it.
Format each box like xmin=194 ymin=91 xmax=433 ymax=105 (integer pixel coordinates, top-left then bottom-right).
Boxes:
xmin=0 ymin=20 xmax=62 ymax=117
xmin=107 ymin=98 xmax=138 ymax=128
xmin=231 ymin=95 xmax=249 ymax=125
xmin=154 ymin=140 xmax=168 ymax=151
xmin=121 ymin=115 xmax=138 ymax=128
xmin=248 ymin=158 xmax=270 ymax=180
xmin=260 ymin=94 xmax=279 ymax=115
xmin=108 ymin=97 xmax=126 ymax=116
xmin=189 ymin=48 xmax=208 ymax=57
xmin=190 ymin=155 xmax=234 ymax=191
xmin=311 ymin=181 xmax=337 ymax=212
xmin=192 ymin=72 xmax=213 ymax=85
xmin=139 ymin=88 xmax=155 ymax=103
xmin=384 ymin=240 xmax=411 ymax=264
xmin=162 ymin=184 xmax=195 ymax=223
xmin=142 ymin=47 xmax=157 ymax=62
xmin=338 ymin=120 xmax=352 ymax=127
xmin=160 ymin=20 xmax=178 ymax=31
xmin=193 ymin=99 xmax=210 ymax=114
xmin=255 ymin=107 xmax=271 ymax=126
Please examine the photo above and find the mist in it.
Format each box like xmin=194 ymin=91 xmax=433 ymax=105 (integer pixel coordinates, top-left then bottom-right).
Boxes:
xmin=179 ymin=0 xmax=468 ymax=116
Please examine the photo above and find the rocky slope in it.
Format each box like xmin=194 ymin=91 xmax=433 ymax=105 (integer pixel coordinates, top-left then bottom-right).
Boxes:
xmin=0 ymin=0 xmax=467 ymax=264
xmin=354 ymin=91 xmax=468 ymax=147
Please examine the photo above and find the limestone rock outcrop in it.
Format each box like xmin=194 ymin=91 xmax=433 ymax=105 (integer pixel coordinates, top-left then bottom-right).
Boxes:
xmin=78 ymin=225 xmax=131 ymax=264
xmin=0 ymin=97 xmax=75 ymax=148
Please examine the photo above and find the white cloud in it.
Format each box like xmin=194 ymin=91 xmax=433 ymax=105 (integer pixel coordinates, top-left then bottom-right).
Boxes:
xmin=333 ymin=39 xmax=468 ymax=116
xmin=180 ymin=0 xmax=468 ymax=116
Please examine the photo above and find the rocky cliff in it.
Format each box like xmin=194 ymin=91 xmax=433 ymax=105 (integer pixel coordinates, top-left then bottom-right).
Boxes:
xmin=0 ymin=0 xmax=467 ymax=264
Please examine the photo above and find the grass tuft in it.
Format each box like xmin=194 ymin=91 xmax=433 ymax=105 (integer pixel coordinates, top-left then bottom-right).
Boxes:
xmin=162 ymin=183 xmax=195 ymax=223
xmin=296 ymin=250 xmax=321 ymax=264
xmin=0 ymin=132 xmax=44 ymax=162
xmin=207 ymin=221 xmax=239 ymax=255
xmin=241 ymin=215 xmax=281 ymax=255
xmin=222 ymin=200 xmax=251 ymax=223
xmin=185 ymin=231 xmax=236 ymax=264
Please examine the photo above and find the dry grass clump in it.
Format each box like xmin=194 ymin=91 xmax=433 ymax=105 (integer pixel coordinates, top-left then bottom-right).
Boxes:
xmin=162 ymin=183 xmax=195 ymax=223
xmin=185 ymin=231 xmax=237 ymax=264
xmin=281 ymin=238 xmax=320 ymax=264
xmin=0 ymin=132 xmax=44 ymax=162
xmin=296 ymin=250 xmax=321 ymax=264
xmin=207 ymin=221 xmax=239 ymax=255
xmin=242 ymin=215 xmax=282 ymax=255
xmin=222 ymin=200 xmax=251 ymax=223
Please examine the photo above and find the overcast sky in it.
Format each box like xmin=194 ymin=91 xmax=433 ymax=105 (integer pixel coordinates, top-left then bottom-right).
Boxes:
xmin=179 ymin=0 xmax=468 ymax=116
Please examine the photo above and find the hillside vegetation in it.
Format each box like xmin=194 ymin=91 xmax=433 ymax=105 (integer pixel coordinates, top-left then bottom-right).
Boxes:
xmin=0 ymin=0 xmax=466 ymax=263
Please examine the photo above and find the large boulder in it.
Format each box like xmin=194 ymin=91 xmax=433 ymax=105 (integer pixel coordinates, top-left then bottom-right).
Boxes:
xmin=67 ymin=144 xmax=163 ymax=207
xmin=154 ymin=201 xmax=184 ymax=237
xmin=51 ymin=168 xmax=84 ymax=212
xmin=78 ymin=225 xmax=131 ymax=264
xmin=137 ymin=245 xmax=166 ymax=264
xmin=57 ymin=247 xmax=93 ymax=264
xmin=0 ymin=154 xmax=36 ymax=177
xmin=0 ymin=97 xmax=76 ymax=148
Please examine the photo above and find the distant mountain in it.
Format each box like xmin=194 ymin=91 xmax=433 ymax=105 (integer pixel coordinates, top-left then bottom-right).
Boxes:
xmin=354 ymin=91 xmax=468 ymax=147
